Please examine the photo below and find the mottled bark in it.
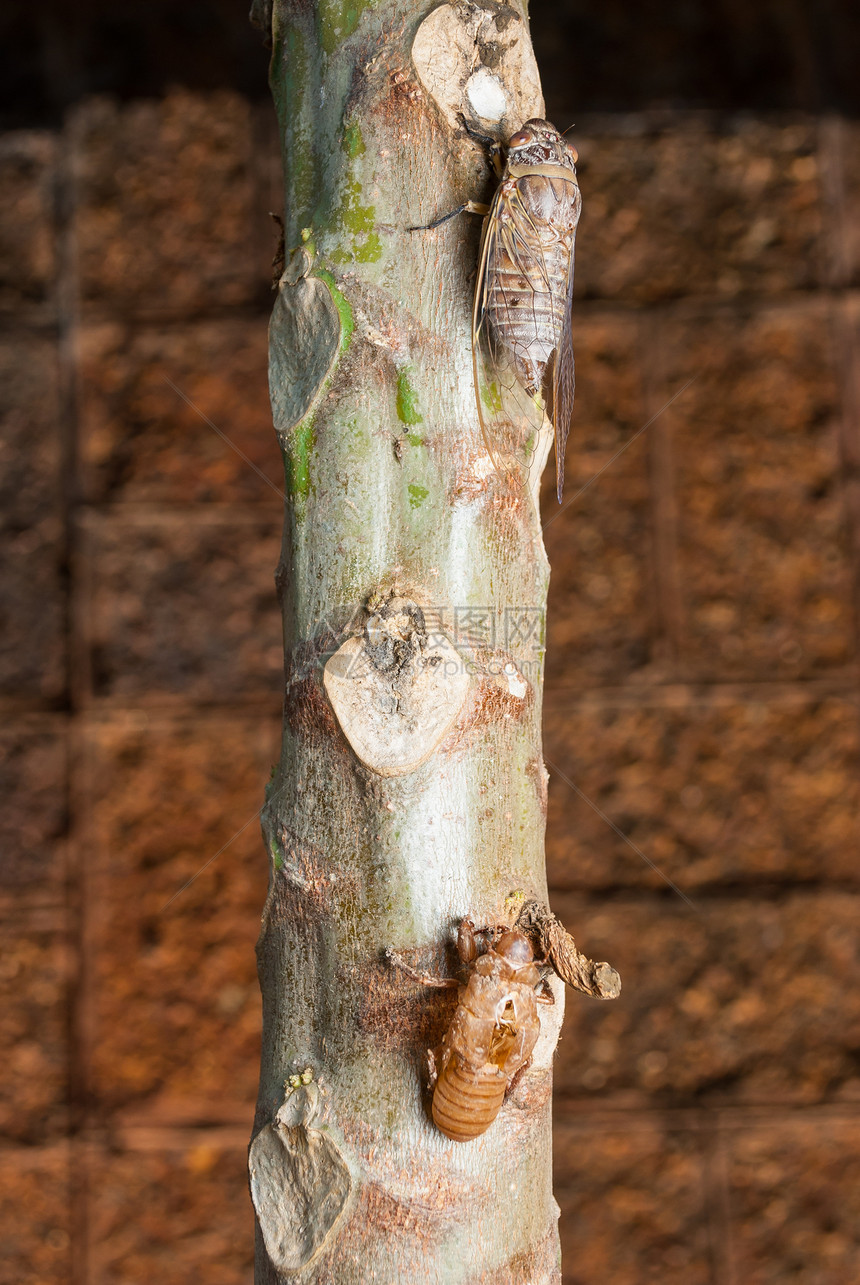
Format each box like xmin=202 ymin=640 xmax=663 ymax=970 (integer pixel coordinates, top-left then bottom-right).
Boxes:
xmin=250 ymin=1 xmax=569 ymax=1279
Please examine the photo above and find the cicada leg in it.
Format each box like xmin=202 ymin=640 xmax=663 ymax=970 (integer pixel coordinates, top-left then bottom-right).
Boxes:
xmin=505 ymin=1055 xmax=533 ymax=1098
xmin=456 ymin=113 xmax=505 ymax=179
xmin=535 ymin=978 xmax=556 ymax=1006
xmin=384 ymin=947 xmax=459 ymax=989
xmin=408 ymin=200 xmax=489 ymax=233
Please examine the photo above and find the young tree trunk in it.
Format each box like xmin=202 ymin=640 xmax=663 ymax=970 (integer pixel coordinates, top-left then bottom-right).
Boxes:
xmin=249 ymin=1 xmax=568 ymax=1279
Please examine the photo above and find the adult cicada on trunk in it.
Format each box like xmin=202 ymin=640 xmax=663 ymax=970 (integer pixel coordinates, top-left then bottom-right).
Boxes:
xmin=442 ymin=118 xmax=575 ymax=503
xmin=469 ymin=119 xmax=581 ymax=503
xmin=412 ymin=117 xmax=580 ymax=498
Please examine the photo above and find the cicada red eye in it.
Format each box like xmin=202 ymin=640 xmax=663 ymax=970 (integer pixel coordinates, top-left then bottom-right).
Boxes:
xmin=507 ymin=128 xmax=532 ymax=148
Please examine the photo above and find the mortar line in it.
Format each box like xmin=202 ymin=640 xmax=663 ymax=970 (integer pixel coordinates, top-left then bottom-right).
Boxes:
xmin=824 ymin=118 xmax=860 ymax=868
xmin=60 ymin=282 xmax=860 ymax=333
xmin=640 ymin=310 xmax=686 ymax=674
xmin=818 ymin=116 xmax=850 ymax=290
xmin=710 ymin=1123 xmax=739 ymax=1285
xmin=21 ymin=674 xmax=854 ymax=724
xmin=53 ymin=106 xmax=91 ymax=1285
xmin=701 ymin=1114 xmax=733 ymax=1285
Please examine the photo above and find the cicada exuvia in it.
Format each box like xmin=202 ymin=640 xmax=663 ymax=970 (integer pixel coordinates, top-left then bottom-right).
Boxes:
xmin=473 ymin=118 xmax=581 ymax=503
xmin=387 ymin=919 xmax=547 ymax=1142
xmin=386 ymin=903 xmax=619 ymax=1142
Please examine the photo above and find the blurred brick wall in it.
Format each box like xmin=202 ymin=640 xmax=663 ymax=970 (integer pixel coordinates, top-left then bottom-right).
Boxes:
xmin=2 ymin=91 xmax=860 ymax=1284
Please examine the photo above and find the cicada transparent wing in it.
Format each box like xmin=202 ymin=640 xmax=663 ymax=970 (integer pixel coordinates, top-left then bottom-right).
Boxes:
xmin=550 ymin=237 xmax=578 ymax=502
xmin=472 ymin=188 xmax=555 ymax=497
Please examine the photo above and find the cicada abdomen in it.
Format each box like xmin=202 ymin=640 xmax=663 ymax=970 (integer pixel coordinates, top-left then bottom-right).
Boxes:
xmin=431 ymin=930 xmax=541 ymax=1143
xmin=431 ymin=1058 xmax=508 ymax=1143
xmin=474 ymin=119 xmax=581 ymax=502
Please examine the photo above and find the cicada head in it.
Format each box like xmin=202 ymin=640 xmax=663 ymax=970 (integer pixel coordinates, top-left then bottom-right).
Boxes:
xmin=490 ymin=929 xmax=542 ymax=985
xmin=506 ymin=119 xmax=578 ymax=173
xmin=493 ymin=930 xmax=534 ymax=971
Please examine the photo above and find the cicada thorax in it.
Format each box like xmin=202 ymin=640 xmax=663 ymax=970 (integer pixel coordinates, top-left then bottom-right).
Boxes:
xmin=474 ymin=119 xmax=581 ymax=502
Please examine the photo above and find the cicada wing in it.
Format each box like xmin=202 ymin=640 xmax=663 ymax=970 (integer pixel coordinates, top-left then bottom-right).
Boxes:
xmin=550 ymin=237 xmax=577 ymax=503
xmin=472 ymin=319 xmax=545 ymax=492
xmin=472 ymin=195 xmax=552 ymax=495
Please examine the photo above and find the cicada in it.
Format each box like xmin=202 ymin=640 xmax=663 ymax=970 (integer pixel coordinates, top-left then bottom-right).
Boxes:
xmin=429 ymin=924 xmax=542 ymax=1142
xmin=387 ymin=903 xmax=620 ymax=1141
xmin=387 ymin=919 xmax=550 ymax=1143
xmin=457 ymin=118 xmax=581 ymax=502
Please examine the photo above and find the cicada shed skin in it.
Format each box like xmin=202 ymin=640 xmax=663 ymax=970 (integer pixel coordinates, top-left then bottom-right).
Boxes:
xmin=388 ymin=909 xmax=621 ymax=1141
xmin=474 ymin=119 xmax=581 ymax=502
xmin=430 ymin=929 xmax=541 ymax=1143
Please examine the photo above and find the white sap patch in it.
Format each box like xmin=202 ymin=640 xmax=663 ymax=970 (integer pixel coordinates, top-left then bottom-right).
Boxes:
xmin=465 ymin=68 xmax=507 ymax=121
xmin=502 ymin=661 xmax=527 ymax=700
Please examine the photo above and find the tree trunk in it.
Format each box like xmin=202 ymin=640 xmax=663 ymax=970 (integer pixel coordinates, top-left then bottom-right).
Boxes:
xmin=249 ymin=1 xmax=566 ymax=1279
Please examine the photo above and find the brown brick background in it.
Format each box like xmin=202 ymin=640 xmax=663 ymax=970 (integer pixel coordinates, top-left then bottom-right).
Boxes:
xmin=2 ymin=14 xmax=860 ymax=1283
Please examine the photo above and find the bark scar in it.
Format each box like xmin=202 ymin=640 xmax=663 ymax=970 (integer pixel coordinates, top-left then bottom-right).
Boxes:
xmin=323 ymin=594 xmax=471 ymax=777
xmin=249 ymin=1084 xmax=353 ymax=1273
